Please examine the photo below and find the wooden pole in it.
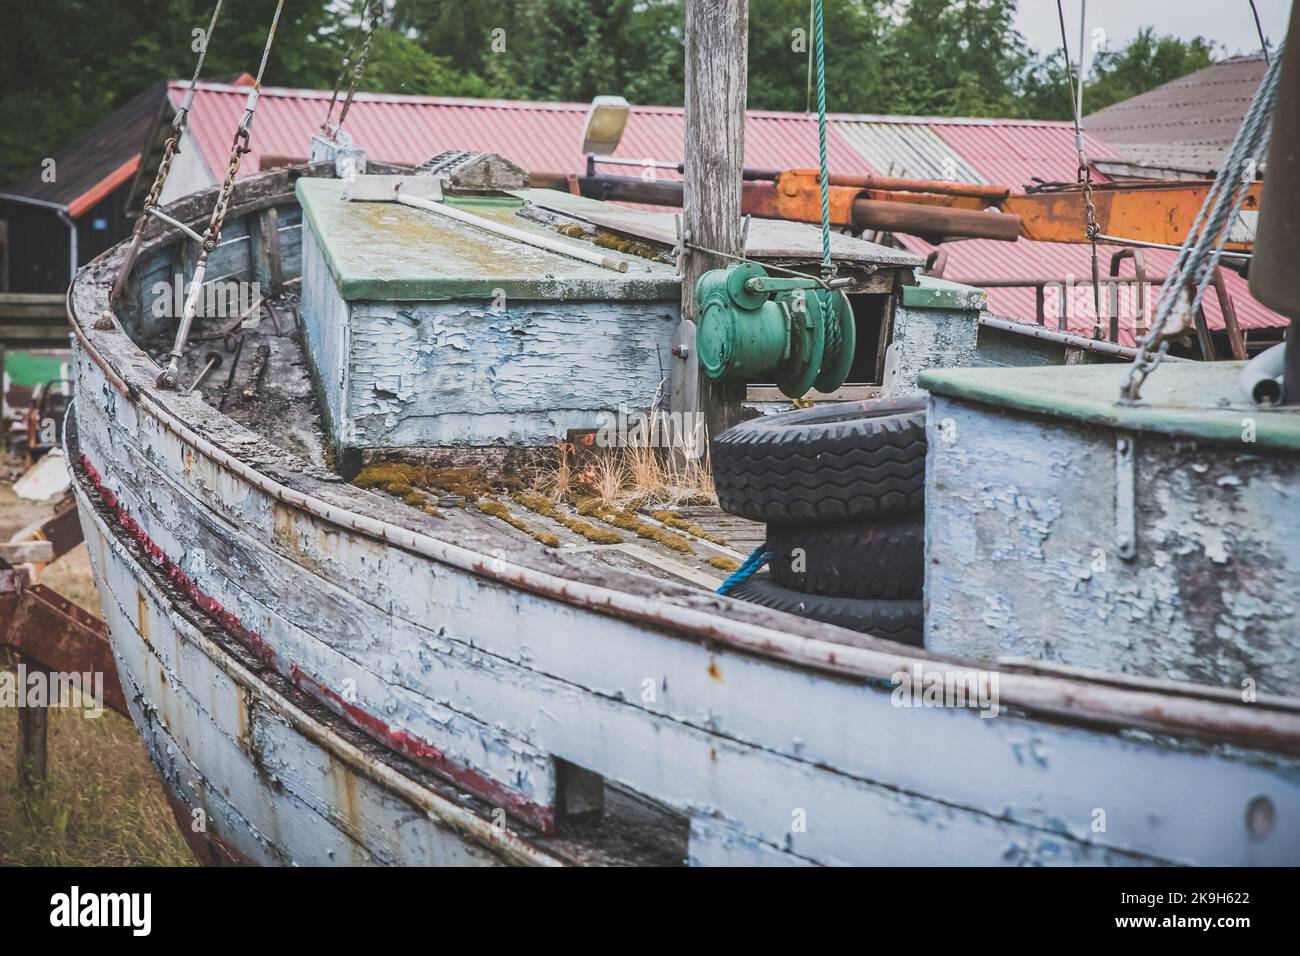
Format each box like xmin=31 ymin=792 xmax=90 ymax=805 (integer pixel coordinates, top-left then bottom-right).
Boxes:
xmin=17 ymin=659 xmax=49 ymax=797
xmin=679 ymin=0 xmax=749 ymax=446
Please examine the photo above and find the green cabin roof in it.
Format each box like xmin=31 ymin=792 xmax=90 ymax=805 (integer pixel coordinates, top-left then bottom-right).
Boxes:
xmin=296 ymin=177 xmax=680 ymax=302
xmin=920 ymin=361 xmax=1300 ymax=453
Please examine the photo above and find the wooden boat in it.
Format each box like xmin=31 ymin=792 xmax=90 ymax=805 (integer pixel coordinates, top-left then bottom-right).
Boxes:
xmin=64 ymin=160 xmax=1300 ymax=866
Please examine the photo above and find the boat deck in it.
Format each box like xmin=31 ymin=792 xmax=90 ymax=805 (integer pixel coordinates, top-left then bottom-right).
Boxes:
xmin=142 ymin=288 xmax=765 ymax=594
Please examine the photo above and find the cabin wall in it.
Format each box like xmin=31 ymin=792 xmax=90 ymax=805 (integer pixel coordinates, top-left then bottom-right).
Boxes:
xmin=882 ymin=278 xmax=982 ymax=396
xmin=300 ymin=224 xmax=349 ymax=441
xmin=299 ymin=224 xmax=680 ymax=451
xmin=924 ymin=394 xmax=1300 ymax=692
xmin=344 ymin=298 xmax=678 ymax=448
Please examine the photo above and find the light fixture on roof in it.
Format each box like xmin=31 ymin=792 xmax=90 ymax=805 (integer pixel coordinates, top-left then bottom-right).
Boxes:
xmin=580 ymin=95 xmax=681 ymax=177
xmin=581 ymin=96 xmax=631 ymax=155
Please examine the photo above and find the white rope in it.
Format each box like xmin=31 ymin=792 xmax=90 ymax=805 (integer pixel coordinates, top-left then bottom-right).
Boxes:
xmin=1120 ymin=40 xmax=1285 ymax=401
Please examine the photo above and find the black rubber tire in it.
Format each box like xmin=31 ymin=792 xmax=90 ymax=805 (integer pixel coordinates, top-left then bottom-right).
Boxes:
xmin=713 ymin=397 xmax=926 ymax=524
xmin=729 ymin=572 xmax=923 ymax=645
xmin=768 ymin=516 xmax=923 ymax=600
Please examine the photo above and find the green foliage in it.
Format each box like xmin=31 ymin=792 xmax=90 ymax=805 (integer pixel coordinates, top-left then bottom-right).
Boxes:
xmin=363 ymin=30 xmax=495 ymax=98
xmin=874 ymin=0 xmax=1032 ymax=117
xmin=747 ymin=0 xmax=887 ymax=113
xmin=483 ymin=0 xmax=685 ymax=105
xmin=1082 ymin=27 xmax=1217 ymax=114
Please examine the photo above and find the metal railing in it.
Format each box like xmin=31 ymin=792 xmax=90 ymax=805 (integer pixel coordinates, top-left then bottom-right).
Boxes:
xmin=924 ymin=248 xmax=1247 ymax=359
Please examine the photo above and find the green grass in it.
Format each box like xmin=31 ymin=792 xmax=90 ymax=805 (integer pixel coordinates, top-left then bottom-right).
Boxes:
xmin=0 ymin=469 xmax=194 ymax=866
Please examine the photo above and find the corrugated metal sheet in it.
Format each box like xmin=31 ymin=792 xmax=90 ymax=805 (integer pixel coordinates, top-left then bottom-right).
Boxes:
xmin=900 ymin=235 xmax=1286 ymax=346
xmin=930 ymin=123 xmax=1118 ymax=190
xmin=174 ymin=82 xmax=1109 ymax=195
xmin=173 ymin=80 xmax=1277 ymax=344
xmin=832 ymin=120 xmax=986 ymax=182
xmin=173 ymin=83 xmax=877 ymax=185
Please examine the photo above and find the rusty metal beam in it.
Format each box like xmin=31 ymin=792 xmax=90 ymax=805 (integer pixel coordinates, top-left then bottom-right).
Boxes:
xmin=0 ymin=570 xmax=125 ymax=717
xmin=530 ymin=171 xmax=1023 ymax=242
xmin=533 ymin=171 xmax=1261 ymax=253
xmin=1006 ymin=181 xmax=1261 ymax=253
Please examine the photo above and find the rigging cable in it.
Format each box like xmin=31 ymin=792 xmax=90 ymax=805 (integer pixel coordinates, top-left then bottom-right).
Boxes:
xmin=322 ymin=0 xmax=371 ymax=132
xmin=105 ymin=0 xmax=225 ymax=312
xmin=1249 ymin=0 xmax=1271 ymax=64
xmin=812 ymin=0 xmax=832 ymax=275
xmin=1120 ymin=41 xmax=1284 ymax=402
xmin=334 ymin=0 xmax=385 ymax=135
xmin=156 ymin=0 xmax=287 ymax=389
xmin=1055 ymin=0 xmax=1102 ymax=330
xmin=808 ymin=0 xmax=847 ymax=361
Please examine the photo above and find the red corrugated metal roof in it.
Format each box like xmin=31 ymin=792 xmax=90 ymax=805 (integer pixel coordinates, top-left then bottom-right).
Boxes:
xmin=175 ymin=83 xmax=879 ymax=185
xmin=899 ymin=235 xmax=1286 ymax=345
xmin=172 ymin=81 xmax=1278 ymax=343
xmin=930 ymin=123 xmax=1118 ymax=190
xmin=172 ymin=82 xmax=1106 ymax=192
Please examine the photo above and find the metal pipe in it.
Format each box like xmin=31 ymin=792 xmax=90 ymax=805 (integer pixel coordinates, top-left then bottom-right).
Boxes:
xmin=530 ymin=173 xmax=1021 ymax=241
xmin=849 ymin=199 xmax=1021 ymax=241
xmin=395 ymin=194 xmax=632 ymax=273
xmin=55 ymin=210 xmax=78 ymax=286
xmin=824 ymin=174 xmax=1008 ymax=202
xmin=1239 ymin=341 xmax=1286 ymax=405
xmin=145 ymin=207 xmax=206 ymax=245
xmin=976 ymin=314 xmax=1183 ymax=361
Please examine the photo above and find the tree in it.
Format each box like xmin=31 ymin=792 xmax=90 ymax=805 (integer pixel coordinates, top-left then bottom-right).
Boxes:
xmin=1021 ymin=27 xmax=1218 ymax=121
xmin=363 ymin=30 xmax=495 ymax=98
xmin=875 ymin=0 xmax=1032 ymax=117
xmin=0 ymin=0 xmax=348 ymax=188
xmin=0 ymin=0 xmax=1232 ymax=192
xmin=747 ymin=0 xmax=887 ymax=113
xmin=1083 ymin=27 xmax=1217 ymax=114
xmin=388 ymin=0 xmax=519 ymax=78
xmin=480 ymin=0 xmax=685 ymax=105
xmin=0 ymin=0 xmax=496 ymax=188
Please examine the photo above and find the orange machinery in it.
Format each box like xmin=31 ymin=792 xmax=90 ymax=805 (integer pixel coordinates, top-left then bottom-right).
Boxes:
xmin=532 ymin=168 xmax=1260 ymax=253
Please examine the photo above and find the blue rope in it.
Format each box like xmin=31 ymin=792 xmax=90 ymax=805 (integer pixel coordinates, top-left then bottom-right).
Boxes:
xmin=716 ymin=543 xmax=772 ymax=595
xmin=812 ymin=0 xmax=832 ymax=274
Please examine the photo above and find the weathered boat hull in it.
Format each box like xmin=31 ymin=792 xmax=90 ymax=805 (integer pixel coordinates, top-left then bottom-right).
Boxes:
xmin=68 ymin=165 xmax=1300 ymax=866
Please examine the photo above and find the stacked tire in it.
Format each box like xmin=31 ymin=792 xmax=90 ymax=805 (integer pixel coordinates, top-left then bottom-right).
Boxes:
xmin=713 ymin=397 xmax=927 ymax=646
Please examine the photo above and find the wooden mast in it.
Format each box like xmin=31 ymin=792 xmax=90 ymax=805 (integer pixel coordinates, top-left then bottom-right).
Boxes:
xmin=680 ymin=0 xmax=748 ymax=444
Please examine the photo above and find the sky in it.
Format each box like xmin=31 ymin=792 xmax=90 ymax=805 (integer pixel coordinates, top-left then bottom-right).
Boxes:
xmin=1014 ymin=0 xmax=1292 ymax=63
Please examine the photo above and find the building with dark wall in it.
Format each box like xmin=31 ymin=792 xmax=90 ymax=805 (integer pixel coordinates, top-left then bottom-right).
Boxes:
xmin=0 ymin=82 xmax=170 ymax=293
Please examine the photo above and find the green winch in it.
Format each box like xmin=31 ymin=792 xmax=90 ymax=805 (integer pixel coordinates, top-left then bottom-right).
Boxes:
xmin=695 ymin=263 xmax=856 ymax=398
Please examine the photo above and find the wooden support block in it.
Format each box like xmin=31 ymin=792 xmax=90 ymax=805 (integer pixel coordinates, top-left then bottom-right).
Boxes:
xmin=0 ymin=541 xmax=55 ymax=564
